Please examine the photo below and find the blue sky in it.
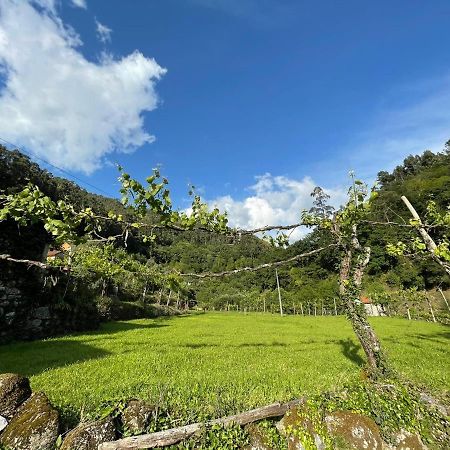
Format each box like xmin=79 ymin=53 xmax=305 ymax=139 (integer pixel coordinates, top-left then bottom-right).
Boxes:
xmin=0 ymin=0 xmax=449 ymax=233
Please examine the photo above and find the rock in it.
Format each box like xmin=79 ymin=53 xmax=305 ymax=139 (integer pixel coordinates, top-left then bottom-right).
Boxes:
xmin=0 ymin=373 xmax=32 ymax=419
xmin=392 ymin=430 xmax=428 ymax=450
xmin=419 ymin=392 xmax=448 ymax=416
xmin=0 ymin=415 xmax=7 ymax=433
xmin=0 ymin=392 xmax=59 ymax=450
xmin=60 ymin=416 xmax=116 ymax=450
xmin=243 ymin=423 xmax=273 ymax=450
xmin=277 ymin=405 xmax=326 ymax=450
xmin=34 ymin=306 xmax=51 ymax=320
xmin=121 ymin=399 xmax=155 ymax=435
xmin=4 ymin=312 xmax=15 ymax=325
xmin=325 ymin=410 xmax=383 ymax=449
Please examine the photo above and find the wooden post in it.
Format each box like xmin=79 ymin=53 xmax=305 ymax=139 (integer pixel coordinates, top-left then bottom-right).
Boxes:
xmin=437 ymin=287 xmax=450 ymax=313
xmin=276 ymin=268 xmax=283 ymax=316
xmin=158 ymin=288 xmax=163 ymax=305
xmin=401 ymin=196 xmax=450 ymax=276
xmin=426 ymin=295 xmax=436 ymax=323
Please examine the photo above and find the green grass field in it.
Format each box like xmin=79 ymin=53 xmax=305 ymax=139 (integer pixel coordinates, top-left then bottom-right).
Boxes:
xmin=0 ymin=313 xmax=449 ymax=424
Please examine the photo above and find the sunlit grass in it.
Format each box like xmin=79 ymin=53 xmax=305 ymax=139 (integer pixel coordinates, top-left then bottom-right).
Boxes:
xmin=0 ymin=313 xmax=448 ymax=423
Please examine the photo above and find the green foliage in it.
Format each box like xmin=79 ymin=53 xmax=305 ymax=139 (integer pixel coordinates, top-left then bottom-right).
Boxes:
xmin=0 ymin=184 xmax=97 ymax=244
xmin=320 ymin=381 xmax=448 ymax=446
xmin=172 ymin=423 xmax=250 ymax=449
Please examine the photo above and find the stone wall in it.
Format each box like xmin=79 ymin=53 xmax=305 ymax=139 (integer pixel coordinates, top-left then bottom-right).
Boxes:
xmin=0 ymin=260 xmax=99 ymax=344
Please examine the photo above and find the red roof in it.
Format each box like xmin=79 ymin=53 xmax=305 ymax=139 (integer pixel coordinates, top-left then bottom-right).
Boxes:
xmin=360 ymin=296 xmax=372 ymax=304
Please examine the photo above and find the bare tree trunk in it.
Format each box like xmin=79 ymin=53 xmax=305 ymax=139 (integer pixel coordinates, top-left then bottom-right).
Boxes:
xmin=166 ymin=290 xmax=172 ymax=307
xmin=333 ymin=297 xmax=337 ymax=315
xmin=401 ymin=196 xmax=450 ymax=276
xmin=339 ymin=241 xmax=388 ymax=377
xmin=300 ymin=303 xmax=304 ymax=315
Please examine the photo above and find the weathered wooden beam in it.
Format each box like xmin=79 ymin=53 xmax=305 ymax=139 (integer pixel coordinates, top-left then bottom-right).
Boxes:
xmin=98 ymin=398 xmax=303 ymax=450
xmin=401 ymin=196 xmax=450 ymax=276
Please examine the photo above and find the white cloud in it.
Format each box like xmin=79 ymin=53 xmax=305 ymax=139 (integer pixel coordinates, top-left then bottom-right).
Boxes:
xmin=70 ymin=0 xmax=87 ymax=9
xmin=207 ymin=174 xmax=347 ymax=241
xmin=95 ymin=18 xmax=112 ymax=43
xmin=0 ymin=0 xmax=166 ymax=173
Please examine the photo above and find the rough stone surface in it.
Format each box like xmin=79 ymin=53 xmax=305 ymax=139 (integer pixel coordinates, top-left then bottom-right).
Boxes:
xmin=393 ymin=430 xmax=428 ymax=450
xmin=0 ymin=373 xmax=32 ymax=419
xmin=34 ymin=306 xmax=51 ymax=320
xmin=243 ymin=424 xmax=273 ymax=450
xmin=0 ymin=258 xmax=100 ymax=344
xmin=0 ymin=391 xmax=59 ymax=450
xmin=60 ymin=416 xmax=116 ymax=450
xmin=325 ymin=410 xmax=383 ymax=449
xmin=277 ymin=406 xmax=326 ymax=450
xmin=419 ymin=393 xmax=448 ymax=416
xmin=121 ymin=399 xmax=155 ymax=435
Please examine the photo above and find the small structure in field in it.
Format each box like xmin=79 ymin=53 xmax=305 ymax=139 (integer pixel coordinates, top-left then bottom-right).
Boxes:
xmin=360 ymin=296 xmax=385 ymax=316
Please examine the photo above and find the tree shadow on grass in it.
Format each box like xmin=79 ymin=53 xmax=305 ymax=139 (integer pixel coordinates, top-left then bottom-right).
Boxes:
xmin=381 ymin=330 xmax=450 ymax=349
xmin=0 ymin=340 xmax=111 ymax=378
xmin=338 ymin=338 xmax=365 ymax=366
xmin=0 ymin=320 xmax=170 ymax=377
xmin=238 ymin=342 xmax=287 ymax=348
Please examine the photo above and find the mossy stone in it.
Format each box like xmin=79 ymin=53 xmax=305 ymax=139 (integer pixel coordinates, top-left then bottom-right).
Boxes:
xmin=393 ymin=430 xmax=428 ymax=450
xmin=277 ymin=405 xmax=326 ymax=450
xmin=0 ymin=392 xmax=59 ymax=450
xmin=0 ymin=373 xmax=31 ymax=419
xmin=243 ymin=423 xmax=273 ymax=450
xmin=60 ymin=416 xmax=116 ymax=450
xmin=325 ymin=410 xmax=383 ymax=450
xmin=121 ymin=399 xmax=155 ymax=435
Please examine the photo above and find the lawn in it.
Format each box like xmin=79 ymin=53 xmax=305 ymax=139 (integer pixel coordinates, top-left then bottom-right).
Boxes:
xmin=0 ymin=313 xmax=449 ymax=424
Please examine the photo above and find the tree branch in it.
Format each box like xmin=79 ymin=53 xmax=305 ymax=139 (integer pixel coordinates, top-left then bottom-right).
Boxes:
xmin=0 ymin=254 xmax=69 ymax=272
xmin=179 ymin=245 xmax=336 ymax=278
xmin=238 ymin=223 xmax=303 ymax=235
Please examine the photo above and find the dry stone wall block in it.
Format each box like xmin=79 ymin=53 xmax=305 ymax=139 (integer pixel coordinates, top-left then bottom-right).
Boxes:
xmin=0 ymin=391 xmax=59 ymax=450
xmin=0 ymin=373 xmax=32 ymax=419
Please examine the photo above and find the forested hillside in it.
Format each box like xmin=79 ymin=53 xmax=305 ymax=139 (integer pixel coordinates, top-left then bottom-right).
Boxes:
xmin=1 ymin=143 xmax=449 ymax=315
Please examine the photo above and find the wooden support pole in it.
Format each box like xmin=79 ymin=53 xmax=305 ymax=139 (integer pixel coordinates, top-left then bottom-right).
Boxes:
xmin=401 ymin=196 xmax=450 ymax=276
xmin=99 ymin=399 xmax=304 ymax=450
xmin=276 ymin=268 xmax=283 ymax=316
xmin=437 ymin=287 xmax=450 ymax=313
xmin=426 ymin=295 xmax=436 ymax=323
